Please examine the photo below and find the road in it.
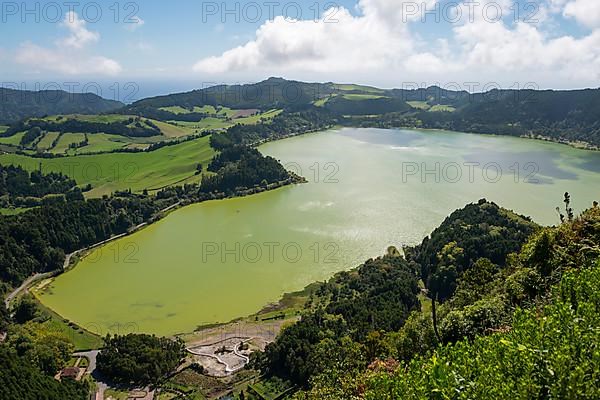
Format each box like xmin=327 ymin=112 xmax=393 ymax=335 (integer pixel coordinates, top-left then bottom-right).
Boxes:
xmin=74 ymin=350 xmax=107 ymax=400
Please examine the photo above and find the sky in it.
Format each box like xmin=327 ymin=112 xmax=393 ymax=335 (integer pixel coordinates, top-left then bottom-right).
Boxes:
xmin=1 ymin=0 xmax=599 ymax=99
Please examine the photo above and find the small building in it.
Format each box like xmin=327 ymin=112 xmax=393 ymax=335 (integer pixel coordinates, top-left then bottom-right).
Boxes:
xmin=58 ymin=367 xmax=82 ymax=381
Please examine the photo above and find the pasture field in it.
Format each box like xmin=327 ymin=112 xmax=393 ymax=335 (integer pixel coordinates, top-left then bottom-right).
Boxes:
xmin=332 ymin=83 xmax=385 ymax=93
xmin=35 ymin=132 xmax=61 ymax=151
xmin=152 ymin=119 xmax=196 ymax=137
xmin=51 ymin=133 xmax=86 ymax=154
xmin=159 ymin=106 xmax=197 ymax=114
xmin=0 ymin=207 xmax=32 ymax=216
xmin=313 ymin=95 xmax=334 ymax=107
xmin=0 ymin=125 xmax=8 ymax=133
xmin=41 ymin=114 xmax=194 ymax=138
xmin=160 ymin=105 xmax=237 ymax=117
xmin=0 ymin=135 xmax=215 ymax=197
xmin=0 ymin=131 xmax=25 ymax=146
xmin=429 ymin=104 xmax=456 ymax=112
xmin=407 ymin=100 xmax=431 ymax=110
xmin=341 ymin=93 xmax=387 ymax=100
xmin=42 ymin=114 xmax=129 ymax=123
xmin=168 ymin=118 xmax=232 ymax=131
xmin=237 ymin=108 xmax=281 ymax=123
xmin=167 ymin=109 xmax=281 ymax=132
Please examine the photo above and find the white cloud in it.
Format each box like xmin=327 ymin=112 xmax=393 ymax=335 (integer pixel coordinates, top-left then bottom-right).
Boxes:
xmin=16 ymin=43 xmax=122 ymax=76
xmin=563 ymin=0 xmax=600 ymax=28
xmin=194 ymin=2 xmax=420 ymax=74
xmin=193 ymin=0 xmax=600 ymax=88
xmin=15 ymin=12 xmax=122 ymax=76
xmin=125 ymin=16 xmax=145 ymax=31
xmin=60 ymin=11 xmax=100 ymax=49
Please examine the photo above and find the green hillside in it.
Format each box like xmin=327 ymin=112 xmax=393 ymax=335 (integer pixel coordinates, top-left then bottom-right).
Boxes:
xmin=0 ymin=136 xmax=215 ymax=197
xmin=253 ymin=200 xmax=600 ymax=399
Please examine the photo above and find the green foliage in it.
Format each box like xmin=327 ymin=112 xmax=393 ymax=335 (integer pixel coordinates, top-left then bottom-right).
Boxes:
xmin=295 ymin=204 xmax=600 ymax=399
xmin=323 ymin=96 xmax=408 ymax=115
xmin=0 ymin=345 xmax=89 ymax=400
xmin=439 ymin=295 xmax=509 ymax=343
xmin=201 ymin=146 xmax=290 ymax=193
xmin=406 ymin=200 xmax=538 ymax=301
xmin=13 ymin=294 xmax=40 ymax=324
xmin=384 ymin=310 xmax=437 ymax=362
xmin=360 ymin=262 xmax=600 ymax=399
xmin=19 ymin=127 xmax=43 ymax=146
xmin=0 ymin=164 xmax=81 ymax=208
xmin=97 ymin=333 xmax=185 ymax=385
xmin=6 ymin=321 xmax=74 ymax=375
xmin=256 ymin=254 xmax=419 ymax=386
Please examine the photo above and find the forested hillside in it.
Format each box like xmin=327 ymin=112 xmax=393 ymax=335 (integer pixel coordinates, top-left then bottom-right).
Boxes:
xmin=0 ymin=165 xmax=81 ymax=208
xmin=0 ymin=88 xmax=123 ymax=124
xmin=0 ymin=346 xmax=89 ymax=400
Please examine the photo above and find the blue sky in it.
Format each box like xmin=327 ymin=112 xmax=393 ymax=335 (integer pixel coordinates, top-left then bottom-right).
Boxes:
xmin=1 ymin=0 xmax=599 ymax=98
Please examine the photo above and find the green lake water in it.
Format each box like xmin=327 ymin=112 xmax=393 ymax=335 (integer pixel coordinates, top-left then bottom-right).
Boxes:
xmin=37 ymin=128 xmax=600 ymax=336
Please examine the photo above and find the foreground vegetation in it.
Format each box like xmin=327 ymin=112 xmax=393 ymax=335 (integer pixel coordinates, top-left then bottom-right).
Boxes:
xmin=248 ymin=200 xmax=599 ymax=399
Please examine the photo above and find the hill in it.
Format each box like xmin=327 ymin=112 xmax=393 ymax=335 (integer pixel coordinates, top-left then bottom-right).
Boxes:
xmin=253 ymin=199 xmax=600 ymax=398
xmin=118 ymin=78 xmax=600 ymax=148
xmin=294 ymin=203 xmax=600 ymax=399
xmin=0 ymin=88 xmax=124 ymax=124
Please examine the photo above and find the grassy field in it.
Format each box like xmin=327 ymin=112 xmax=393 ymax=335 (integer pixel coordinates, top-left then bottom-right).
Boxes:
xmin=168 ymin=118 xmax=232 ymax=131
xmin=51 ymin=133 xmax=157 ymax=155
xmin=333 ymin=83 xmax=385 ymax=94
xmin=160 ymin=105 xmax=234 ymax=116
xmin=43 ymin=114 xmax=129 ymax=123
xmin=0 ymin=125 xmax=8 ymax=134
xmin=0 ymin=131 xmax=24 ymax=146
xmin=160 ymin=105 xmax=244 ymax=119
xmin=313 ymin=96 xmax=333 ymax=107
xmin=35 ymin=132 xmax=60 ymax=151
xmin=51 ymin=133 xmax=85 ymax=154
xmin=407 ymin=101 xmax=431 ymax=110
xmin=42 ymin=114 xmax=195 ymax=138
xmin=341 ymin=94 xmax=387 ymax=100
xmin=152 ymin=119 xmax=196 ymax=137
xmin=429 ymin=104 xmax=456 ymax=112
xmin=168 ymin=109 xmax=281 ymax=132
xmin=33 ymin=297 xmax=104 ymax=351
xmin=0 ymin=135 xmax=215 ymax=197
xmin=236 ymin=109 xmax=282 ymax=124
xmin=159 ymin=106 xmax=196 ymax=115
xmin=0 ymin=207 xmax=32 ymax=216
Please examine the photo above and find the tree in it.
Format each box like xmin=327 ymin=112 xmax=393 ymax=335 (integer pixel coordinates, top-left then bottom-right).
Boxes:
xmin=13 ymin=294 xmax=39 ymax=324
xmin=7 ymin=322 xmax=74 ymax=375
xmin=97 ymin=334 xmax=185 ymax=385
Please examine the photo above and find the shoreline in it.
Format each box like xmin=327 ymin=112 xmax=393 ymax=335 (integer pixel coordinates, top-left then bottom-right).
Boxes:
xmin=7 ymin=124 xmax=597 ymax=344
xmin=13 ymin=178 xmax=305 ymax=342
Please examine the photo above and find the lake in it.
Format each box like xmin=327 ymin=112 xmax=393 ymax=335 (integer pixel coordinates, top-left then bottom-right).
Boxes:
xmin=37 ymin=128 xmax=600 ymax=336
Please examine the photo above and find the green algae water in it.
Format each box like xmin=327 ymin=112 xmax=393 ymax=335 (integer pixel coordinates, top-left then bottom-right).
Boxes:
xmin=37 ymin=128 xmax=600 ymax=336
